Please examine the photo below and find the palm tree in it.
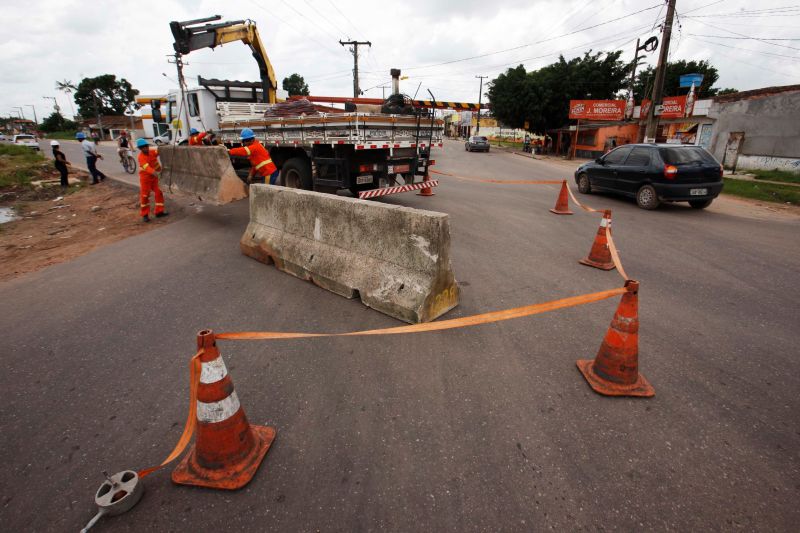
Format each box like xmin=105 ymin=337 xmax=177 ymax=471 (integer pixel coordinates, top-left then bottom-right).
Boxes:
xmin=56 ymin=80 xmax=78 ymax=119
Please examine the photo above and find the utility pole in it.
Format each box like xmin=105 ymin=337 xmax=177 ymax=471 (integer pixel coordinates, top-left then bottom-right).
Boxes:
xmin=644 ymin=0 xmax=677 ymax=142
xmin=475 ymin=75 xmax=487 ymax=134
xmin=169 ymin=52 xmax=192 ymax=143
xmin=339 ymin=40 xmax=371 ymax=98
xmin=13 ymin=106 xmax=25 ymax=120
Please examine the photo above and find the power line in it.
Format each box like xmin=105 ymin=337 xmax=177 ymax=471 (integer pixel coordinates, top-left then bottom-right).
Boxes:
xmin=397 ymin=3 xmax=664 ymax=71
xmin=684 ymin=16 xmax=800 ymax=50
xmin=278 ymin=0 xmax=340 ymax=43
xmin=248 ymin=0 xmax=342 ymax=58
xmin=687 ymin=36 xmax=800 ymax=60
xmin=686 ymin=34 xmax=800 ymax=41
xmin=685 ymin=37 xmax=797 ymax=79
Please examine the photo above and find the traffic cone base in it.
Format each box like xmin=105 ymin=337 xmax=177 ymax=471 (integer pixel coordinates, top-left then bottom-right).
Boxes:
xmin=172 ymin=423 xmax=275 ymax=490
xmin=417 ymin=187 xmax=435 ymax=196
xmin=579 ymin=210 xmax=615 ymax=270
xmin=576 ymin=359 xmax=654 ymax=397
xmin=579 ymin=257 xmax=615 ymax=270
xmin=549 ymin=180 xmax=573 ymax=215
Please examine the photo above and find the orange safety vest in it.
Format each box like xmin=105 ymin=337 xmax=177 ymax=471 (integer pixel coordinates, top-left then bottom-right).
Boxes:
xmin=229 ymin=140 xmax=277 ymax=177
xmin=138 ymin=149 xmax=161 ymax=178
xmin=189 ymin=132 xmax=207 ymax=146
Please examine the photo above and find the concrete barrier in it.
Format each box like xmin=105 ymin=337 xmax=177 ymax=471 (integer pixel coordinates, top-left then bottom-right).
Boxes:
xmin=158 ymin=146 xmax=247 ymax=204
xmin=240 ymin=185 xmax=459 ymax=323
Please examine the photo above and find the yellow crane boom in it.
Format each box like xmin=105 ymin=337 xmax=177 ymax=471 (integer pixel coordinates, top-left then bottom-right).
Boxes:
xmin=170 ymin=16 xmax=277 ymax=103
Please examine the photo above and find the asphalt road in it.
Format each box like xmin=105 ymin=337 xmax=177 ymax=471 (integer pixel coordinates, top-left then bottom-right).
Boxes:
xmin=2 ymin=139 xmax=799 ymax=531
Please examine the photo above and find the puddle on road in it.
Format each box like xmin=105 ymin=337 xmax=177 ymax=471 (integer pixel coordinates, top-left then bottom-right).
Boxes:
xmin=0 ymin=206 xmax=18 ymax=224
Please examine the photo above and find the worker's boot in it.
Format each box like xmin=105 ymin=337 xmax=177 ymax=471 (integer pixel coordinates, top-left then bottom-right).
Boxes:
xmin=156 ymin=212 xmax=169 ymax=218
xmin=142 ymin=216 xmax=150 ymax=223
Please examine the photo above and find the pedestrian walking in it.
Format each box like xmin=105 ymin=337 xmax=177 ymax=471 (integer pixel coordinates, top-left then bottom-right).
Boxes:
xmin=50 ymin=140 xmax=71 ymax=188
xmin=76 ymin=132 xmax=107 ymax=184
xmin=135 ymin=138 xmax=168 ymax=223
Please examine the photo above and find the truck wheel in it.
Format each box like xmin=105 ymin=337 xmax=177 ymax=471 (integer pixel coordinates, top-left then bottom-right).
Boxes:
xmin=280 ymin=157 xmax=312 ymax=190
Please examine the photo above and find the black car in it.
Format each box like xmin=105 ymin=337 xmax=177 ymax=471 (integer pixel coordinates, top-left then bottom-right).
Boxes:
xmin=465 ymin=136 xmax=490 ymax=152
xmin=574 ymin=144 xmax=724 ymax=210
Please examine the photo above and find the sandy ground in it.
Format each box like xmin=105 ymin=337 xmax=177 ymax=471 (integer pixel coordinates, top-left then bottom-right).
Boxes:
xmin=0 ymin=179 xmax=183 ymax=282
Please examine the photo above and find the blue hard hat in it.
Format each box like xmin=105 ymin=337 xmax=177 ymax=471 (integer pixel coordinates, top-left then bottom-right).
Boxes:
xmin=190 ymin=128 xmax=199 ymax=135
xmin=136 ymin=138 xmax=149 ymax=148
xmin=76 ymin=132 xmax=86 ymax=140
xmin=240 ymin=128 xmax=255 ymax=140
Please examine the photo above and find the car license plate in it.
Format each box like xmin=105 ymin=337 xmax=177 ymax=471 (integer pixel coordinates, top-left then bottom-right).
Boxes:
xmin=690 ymin=188 xmax=707 ymax=196
xmin=356 ymin=175 xmax=373 ymax=185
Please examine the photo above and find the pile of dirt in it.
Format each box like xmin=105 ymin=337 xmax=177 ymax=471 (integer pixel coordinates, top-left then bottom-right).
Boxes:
xmin=0 ymin=180 xmax=182 ymax=282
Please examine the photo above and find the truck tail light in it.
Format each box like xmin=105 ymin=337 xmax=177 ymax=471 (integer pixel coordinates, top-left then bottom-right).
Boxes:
xmin=359 ymin=163 xmax=377 ymax=173
xmin=663 ymin=164 xmax=678 ymax=179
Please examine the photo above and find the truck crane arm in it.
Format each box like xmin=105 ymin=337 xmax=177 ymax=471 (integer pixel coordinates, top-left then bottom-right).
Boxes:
xmin=170 ymin=16 xmax=277 ymax=104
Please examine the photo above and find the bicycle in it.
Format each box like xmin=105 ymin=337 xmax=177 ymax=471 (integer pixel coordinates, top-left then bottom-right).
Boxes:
xmin=119 ymin=148 xmax=137 ymax=174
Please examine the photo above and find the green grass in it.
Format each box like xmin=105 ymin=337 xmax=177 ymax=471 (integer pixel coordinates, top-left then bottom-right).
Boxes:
xmin=746 ymin=169 xmax=800 ymax=184
xmin=490 ymin=140 xmax=524 ymax=149
xmin=722 ymin=178 xmax=800 ymax=206
xmin=44 ymin=130 xmax=80 ymax=140
xmin=0 ymin=144 xmax=49 ymax=188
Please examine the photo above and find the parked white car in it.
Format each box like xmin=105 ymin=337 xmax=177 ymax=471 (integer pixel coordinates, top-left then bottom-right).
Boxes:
xmin=0 ymin=133 xmax=8 ymax=142
xmin=13 ymin=134 xmax=39 ymax=150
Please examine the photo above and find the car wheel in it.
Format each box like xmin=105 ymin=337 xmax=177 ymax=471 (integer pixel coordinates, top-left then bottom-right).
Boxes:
xmin=636 ymin=185 xmax=660 ymax=210
xmin=689 ymin=199 xmax=713 ymax=209
xmin=577 ymin=173 xmax=591 ymax=194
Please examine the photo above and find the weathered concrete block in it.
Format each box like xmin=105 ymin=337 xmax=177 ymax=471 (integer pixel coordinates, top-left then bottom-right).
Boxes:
xmin=240 ymin=185 xmax=459 ymax=323
xmin=159 ymin=146 xmax=247 ymax=204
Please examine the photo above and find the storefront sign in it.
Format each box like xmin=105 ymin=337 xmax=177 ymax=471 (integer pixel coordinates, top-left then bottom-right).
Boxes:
xmin=680 ymin=73 xmax=704 ymax=88
xmin=641 ymin=96 xmax=691 ymax=119
xmin=568 ymin=100 xmax=626 ymax=121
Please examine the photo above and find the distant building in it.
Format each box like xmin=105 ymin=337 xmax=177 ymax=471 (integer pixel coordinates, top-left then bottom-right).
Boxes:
xmin=80 ymin=115 xmax=143 ymax=140
xmin=706 ymin=85 xmax=800 ymax=172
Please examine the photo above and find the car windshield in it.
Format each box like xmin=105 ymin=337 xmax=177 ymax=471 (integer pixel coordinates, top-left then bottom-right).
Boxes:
xmin=659 ymin=147 xmax=716 ymax=165
xmin=472 ymin=137 xmax=487 ymax=142
xmin=16 ymin=135 xmax=34 ymax=140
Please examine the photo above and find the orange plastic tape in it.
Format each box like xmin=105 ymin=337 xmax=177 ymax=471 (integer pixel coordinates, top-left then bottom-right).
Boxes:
xmin=138 ymin=349 xmax=203 ymax=478
xmin=565 ymin=184 xmax=602 ymax=213
xmin=216 ymin=286 xmax=627 ymax=341
xmin=605 ymin=227 xmax=630 ymax=281
xmin=139 ymin=286 xmax=627 ymax=476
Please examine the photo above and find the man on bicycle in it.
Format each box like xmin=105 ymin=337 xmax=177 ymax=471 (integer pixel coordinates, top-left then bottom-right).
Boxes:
xmin=117 ymin=131 xmax=131 ymax=162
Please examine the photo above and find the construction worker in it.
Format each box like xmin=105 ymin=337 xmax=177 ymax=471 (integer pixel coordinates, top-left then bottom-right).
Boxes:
xmin=136 ymin=138 xmax=168 ymax=222
xmin=188 ymin=128 xmax=208 ymax=146
xmin=228 ymin=128 xmax=278 ymax=184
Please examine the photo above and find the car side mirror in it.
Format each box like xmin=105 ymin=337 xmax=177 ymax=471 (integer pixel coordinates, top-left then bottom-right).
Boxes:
xmin=595 ymin=158 xmax=604 ymax=165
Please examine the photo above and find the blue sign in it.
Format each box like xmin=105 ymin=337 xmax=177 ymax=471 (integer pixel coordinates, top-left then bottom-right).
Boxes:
xmin=680 ymin=74 xmax=704 ymax=88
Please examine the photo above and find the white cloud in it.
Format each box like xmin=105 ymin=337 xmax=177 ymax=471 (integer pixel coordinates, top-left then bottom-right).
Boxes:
xmin=2 ymin=0 xmax=798 ymax=121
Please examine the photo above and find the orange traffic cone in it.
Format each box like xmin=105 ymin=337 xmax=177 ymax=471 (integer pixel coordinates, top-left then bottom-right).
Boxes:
xmin=576 ymin=280 xmax=654 ymax=397
xmin=579 ymin=210 xmax=615 ymax=270
xmin=417 ymin=173 xmax=435 ymax=196
xmin=549 ymin=180 xmax=573 ymax=215
xmin=172 ymin=329 xmax=276 ymax=490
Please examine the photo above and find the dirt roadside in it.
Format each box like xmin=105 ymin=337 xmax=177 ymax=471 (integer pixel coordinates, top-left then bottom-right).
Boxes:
xmin=0 ymin=178 xmax=185 ymax=283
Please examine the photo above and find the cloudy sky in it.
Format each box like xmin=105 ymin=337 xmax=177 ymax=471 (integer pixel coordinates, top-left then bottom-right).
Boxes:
xmin=2 ymin=0 xmax=799 ymax=120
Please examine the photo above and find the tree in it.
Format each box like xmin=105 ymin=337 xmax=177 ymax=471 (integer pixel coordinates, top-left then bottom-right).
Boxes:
xmin=632 ymin=60 xmax=733 ymax=100
xmin=716 ymin=88 xmax=738 ymax=96
xmin=74 ymin=75 xmax=139 ymax=118
xmin=282 ymin=73 xmax=310 ymax=96
xmin=56 ymin=80 xmax=78 ymax=118
xmin=39 ymin=112 xmax=78 ymax=133
xmin=487 ymin=51 xmax=629 ymax=132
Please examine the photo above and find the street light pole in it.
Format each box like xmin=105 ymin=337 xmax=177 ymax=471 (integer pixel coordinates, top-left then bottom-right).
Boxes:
xmin=26 ymin=105 xmax=38 ymax=125
xmin=43 ymin=96 xmax=61 ymax=116
xmin=13 ymin=106 xmax=25 ymax=120
xmin=475 ymin=75 xmax=487 ymax=134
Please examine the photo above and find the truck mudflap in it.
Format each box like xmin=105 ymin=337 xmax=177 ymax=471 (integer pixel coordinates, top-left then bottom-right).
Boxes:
xmin=357 ymin=180 xmax=439 ymax=199
xmin=240 ymin=185 xmax=459 ymax=323
xmin=158 ymin=145 xmax=248 ymax=205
